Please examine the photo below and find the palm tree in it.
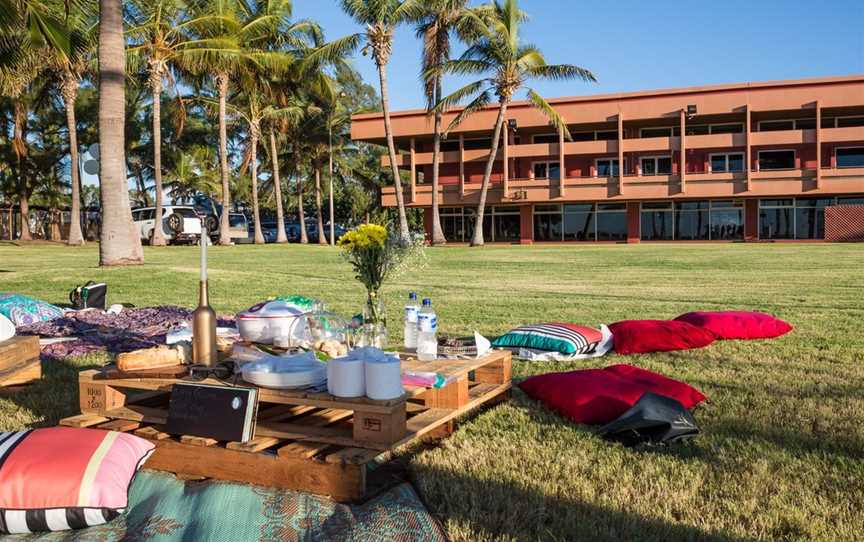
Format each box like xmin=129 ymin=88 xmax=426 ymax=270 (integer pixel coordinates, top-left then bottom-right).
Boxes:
xmin=413 ymin=0 xmax=478 ymax=246
xmin=126 ymin=0 xmax=197 ymax=246
xmin=0 ymin=49 xmax=42 ymax=241
xmin=320 ymin=0 xmax=422 ymax=241
xmin=98 ymin=0 xmax=143 ymax=265
xmin=432 ymin=0 xmax=595 ymax=246
xmin=53 ymin=6 xmax=95 ymax=246
xmin=266 ymin=125 xmax=288 ymax=242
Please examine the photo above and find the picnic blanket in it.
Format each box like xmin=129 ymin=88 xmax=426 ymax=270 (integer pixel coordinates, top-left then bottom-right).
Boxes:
xmin=17 ymin=306 xmax=234 ymax=361
xmin=7 ymin=470 xmax=445 ymax=541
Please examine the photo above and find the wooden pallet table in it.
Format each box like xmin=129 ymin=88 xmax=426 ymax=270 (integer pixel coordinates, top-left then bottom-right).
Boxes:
xmin=60 ymin=349 xmax=512 ymax=501
xmin=0 ymin=336 xmax=41 ymax=389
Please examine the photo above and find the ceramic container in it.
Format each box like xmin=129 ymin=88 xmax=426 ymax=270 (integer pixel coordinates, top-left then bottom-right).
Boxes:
xmin=236 ymin=300 xmax=310 ymax=345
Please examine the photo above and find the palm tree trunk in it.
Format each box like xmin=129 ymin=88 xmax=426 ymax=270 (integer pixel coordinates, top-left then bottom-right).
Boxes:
xmin=430 ymin=76 xmax=446 ymax=245
xmin=149 ymin=69 xmax=167 ymax=246
xmin=314 ymin=166 xmax=326 ymax=245
xmin=250 ymin=128 xmax=265 ymax=245
xmin=216 ymin=73 xmax=232 ymax=246
xmin=98 ymin=0 xmax=143 ymax=265
xmin=62 ymin=73 xmax=84 ymax=246
xmin=471 ymin=101 xmax=508 ymax=247
xmin=377 ymin=62 xmax=410 ymax=240
xmin=13 ymin=101 xmax=31 ymax=241
xmin=328 ymin=122 xmax=335 ymax=245
xmin=298 ymin=171 xmax=308 ymax=244
xmin=269 ymin=128 xmax=287 ymax=243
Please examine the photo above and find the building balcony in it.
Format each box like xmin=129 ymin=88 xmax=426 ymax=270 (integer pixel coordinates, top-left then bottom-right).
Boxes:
xmin=382 ymin=126 xmax=864 ymax=168
xmin=381 ymin=167 xmax=864 ymax=207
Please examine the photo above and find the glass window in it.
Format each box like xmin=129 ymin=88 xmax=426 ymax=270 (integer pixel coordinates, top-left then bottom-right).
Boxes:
xmin=710 ymin=124 xmax=744 ymax=134
xmin=685 ymin=125 xmax=710 ymax=136
xmin=494 ymin=214 xmax=520 ymax=242
xmin=595 ymin=131 xmax=618 ymax=141
xmin=640 ymin=127 xmax=674 ymax=138
xmin=821 ymin=117 xmax=836 ymax=128
xmin=760 ymin=205 xmax=795 ymax=240
xmin=535 ymin=204 xmax=562 ymax=213
xmin=759 ymin=120 xmax=794 ymax=131
xmin=596 ymin=211 xmax=627 ymax=241
xmin=440 ymin=140 xmax=460 ymax=152
xmin=597 ymin=203 xmax=626 ymax=211
xmin=570 ymin=132 xmax=594 ymax=141
xmin=642 ymin=201 xmax=673 ymax=210
xmin=675 ymin=203 xmax=710 ymax=240
xmin=711 ymin=207 xmax=744 ymax=240
xmin=838 ymin=196 xmax=864 ymax=205
xmin=837 ymin=117 xmax=864 ymax=128
xmin=564 ymin=204 xmax=594 ymax=213
xmin=441 ymin=215 xmax=464 ymax=242
xmin=758 ymin=150 xmax=795 ymax=170
xmin=563 ymin=210 xmax=595 ymax=241
xmin=795 ymin=207 xmax=824 ymax=239
xmin=710 ymin=153 xmax=745 ymax=173
xmin=144 ymin=210 xmax=156 ymax=220
xmin=641 ymin=209 xmax=673 ymax=240
xmin=533 ymin=162 xmax=560 ymax=180
xmin=534 ymin=213 xmax=562 ymax=241
xmin=462 ymin=139 xmax=491 ymax=150
xmin=596 ymin=159 xmax=620 ymax=177
xmin=795 ymin=118 xmax=816 ymax=130
xmin=837 ymin=148 xmax=864 ymax=168
xmin=641 ymin=157 xmax=672 ymax=175
xmin=532 ymin=134 xmax=559 ymax=144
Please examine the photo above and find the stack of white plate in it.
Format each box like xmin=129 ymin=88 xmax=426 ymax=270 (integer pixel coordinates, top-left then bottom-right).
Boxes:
xmin=240 ymin=351 xmax=326 ymax=389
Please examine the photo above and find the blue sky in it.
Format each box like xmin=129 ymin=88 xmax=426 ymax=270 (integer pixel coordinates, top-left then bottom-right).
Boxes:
xmin=294 ymin=0 xmax=864 ymax=111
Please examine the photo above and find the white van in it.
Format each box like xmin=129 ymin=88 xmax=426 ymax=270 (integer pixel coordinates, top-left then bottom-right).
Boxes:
xmin=132 ymin=206 xmax=202 ymax=245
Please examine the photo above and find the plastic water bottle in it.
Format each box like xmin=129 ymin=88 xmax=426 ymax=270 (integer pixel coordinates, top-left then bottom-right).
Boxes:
xmin=416 ymin=298 xmax=438 ymax=361
xmin=403 ymin=292 xmax=420 ymax=351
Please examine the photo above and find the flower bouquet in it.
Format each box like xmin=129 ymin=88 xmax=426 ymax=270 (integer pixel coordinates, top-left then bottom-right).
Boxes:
xmin=338 ymin=224 xmax=424 ymax=348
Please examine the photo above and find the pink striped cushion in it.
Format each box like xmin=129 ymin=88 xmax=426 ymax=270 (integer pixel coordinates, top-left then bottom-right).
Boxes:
xmin=0 ymin=427 xmax=154 ymax=534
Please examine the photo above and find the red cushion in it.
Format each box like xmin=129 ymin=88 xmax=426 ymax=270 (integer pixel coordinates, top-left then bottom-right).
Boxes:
xmin=674 ymin=311 xmax=792 ymax=340
xmin=519 ymin=364 xmax=706 ymax=425
xmin=609 ymin=319 xmax=716 ymax=355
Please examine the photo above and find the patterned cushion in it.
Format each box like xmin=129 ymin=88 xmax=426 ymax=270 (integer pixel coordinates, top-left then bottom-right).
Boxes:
xmin=0 ymin=294 xmax=64 ymax=327
xmin=0 ymin=427 xmax=155 ymax=534
xmin=492 ymin=323 xmax=603 ymax=355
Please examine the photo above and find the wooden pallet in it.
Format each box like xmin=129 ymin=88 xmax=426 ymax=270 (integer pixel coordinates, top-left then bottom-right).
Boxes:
xmin=0 ymin=336 xmax=41 ymax=388
xmin=60 ymin=350 xmax=511 ymax=501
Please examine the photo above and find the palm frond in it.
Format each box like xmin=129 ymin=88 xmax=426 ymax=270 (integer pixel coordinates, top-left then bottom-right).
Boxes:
xmin=445 ymin=88 xmax=492 ymax=135
xmin=526 ymin=88 xmax=571 ymax=140
xmin=525 ymin=63 xmax=597 ymax=83
xmin=432 ymin=78 xmax=487 ymax=115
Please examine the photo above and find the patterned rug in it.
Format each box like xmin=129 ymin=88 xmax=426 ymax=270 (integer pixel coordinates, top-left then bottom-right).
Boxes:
xmin=9 ymin=471 xmax=445 ymax=542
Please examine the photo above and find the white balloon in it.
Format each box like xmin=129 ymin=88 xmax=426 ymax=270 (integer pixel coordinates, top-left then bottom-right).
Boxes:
xmin=83 ymin=159 xmax=99 ymax=175
xmin=88 ymin=143 xmax=100 ymax=160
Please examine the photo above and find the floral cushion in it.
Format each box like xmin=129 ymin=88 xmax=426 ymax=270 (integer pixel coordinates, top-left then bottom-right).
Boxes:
xmin=0 ymin=294 xmax=64 ymax=327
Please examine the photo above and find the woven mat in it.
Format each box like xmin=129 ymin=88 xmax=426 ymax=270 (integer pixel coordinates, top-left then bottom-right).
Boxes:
xmin=11 ymin=471 xmax=445 ymax=541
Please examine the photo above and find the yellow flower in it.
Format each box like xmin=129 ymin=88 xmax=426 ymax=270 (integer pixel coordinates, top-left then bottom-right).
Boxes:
xmin=339 ymin=224 xmax=387 ymax=251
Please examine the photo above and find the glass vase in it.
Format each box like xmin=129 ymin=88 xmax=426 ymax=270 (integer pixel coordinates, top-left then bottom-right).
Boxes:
xmin=361 ymin=291 xmax=388 ymax=349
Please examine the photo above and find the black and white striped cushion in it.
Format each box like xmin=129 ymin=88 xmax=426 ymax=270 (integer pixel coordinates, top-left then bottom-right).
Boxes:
xmin=0 ymin=507 xmax=122 ymax=534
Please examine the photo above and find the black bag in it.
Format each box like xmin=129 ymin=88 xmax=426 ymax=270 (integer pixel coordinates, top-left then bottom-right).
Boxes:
xmin=597 ymin=392 xmax=700 ymax=447
xmin=69 ymin=281 xmax=107 ymax=310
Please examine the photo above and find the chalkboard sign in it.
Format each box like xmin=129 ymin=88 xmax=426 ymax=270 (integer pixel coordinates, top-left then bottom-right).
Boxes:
xmin=166 ymin=383 xmax=258 ymax=443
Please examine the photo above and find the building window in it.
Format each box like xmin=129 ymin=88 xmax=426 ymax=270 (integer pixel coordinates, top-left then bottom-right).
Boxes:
xmin=759 ymin=199 xmax=795 ymax=239
xmin=640 ymin=127 xmax=677 ymax=138
xmin=533 ymin=161 xmax=561 ymax=180
xmin=758 ymin=119 xmax=817 ymax=131
xmin=532 ymin=134 xmax=559 ymax=144
xmin=794 ymin=198 xmax=832 ymax=240
xmin=674 ymin=201 xmax=710 ymax=240
xmin=838 ymin=196 xmax=864 ymax=205
xmin=533 ymin=204 xmax=563 ymax=241
xmin=641 ymin=202 xmax=674 ymax=240
xmin=491 ymin=206 xmax=521 ymax=242
xmin=836 ymin=147 xmax=864 ymax=168
xmin=685 ymin=125 xmax=710 ymax=136
xmin=836 ymin=116 xmax=864 ymax=128
xmin=440 ymin=208 xmax=466 ymax=242
xmin=640 ymin=156 xmax=672 ymax=175
xmin=708 ymin=123 xmax=744 ymax=134
xmin=440 ymin=140 xmax=460 ymax=152
xmin=595 ymin=130 xmax=619 ymax=141
xmin=758 ymin=150 xmax=795 ymax=170
xmin=709 ymin=200 xmax=744 ymax=240
xmin=710 ymin=153 xmax=745 ymax=173
xmin=462 ymin=138 xmax=491 ymax=150
xmin=563 ymin=204 xmax=595 ymax=241
xmin=570 ymin=131 xmax=595 ymax=141
xmin=595 ymin=159 xmax=620 ymax=177
xmin=595 ymin=203 xmax=627 ymax=241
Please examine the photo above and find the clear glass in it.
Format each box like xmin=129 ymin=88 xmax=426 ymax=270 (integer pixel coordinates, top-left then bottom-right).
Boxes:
xmin=362 ymin=293 xmax=388 ymax=349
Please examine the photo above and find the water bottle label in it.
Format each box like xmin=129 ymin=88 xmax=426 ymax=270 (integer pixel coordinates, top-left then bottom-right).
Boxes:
xmin=418 ymin=314 xmax=437 ymax=333
xmin=404 ymin=306 xmax=419 ymax=323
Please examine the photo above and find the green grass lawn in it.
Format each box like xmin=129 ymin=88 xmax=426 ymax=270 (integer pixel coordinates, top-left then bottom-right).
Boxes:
xmin=1 ymin=242 xmax=863 ymax=541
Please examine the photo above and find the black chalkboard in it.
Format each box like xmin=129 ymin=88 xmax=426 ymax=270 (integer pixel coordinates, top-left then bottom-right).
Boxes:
xmin=166 ymin=383 xmax=258 ymax=443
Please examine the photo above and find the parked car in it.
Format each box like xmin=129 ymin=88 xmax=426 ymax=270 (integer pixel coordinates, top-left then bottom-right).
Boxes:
xmin=132 ymin=206 xmax=202 ymax=245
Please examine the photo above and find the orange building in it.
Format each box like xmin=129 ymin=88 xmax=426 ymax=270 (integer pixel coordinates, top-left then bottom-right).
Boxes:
xmin=351 ymin=75 xmax=864 ymax=243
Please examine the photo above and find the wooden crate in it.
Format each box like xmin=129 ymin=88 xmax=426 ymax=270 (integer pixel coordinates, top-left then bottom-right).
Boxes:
xmin=0 ymin=336 xmax=41 ymax=388
xmin=61 ymin=350 xmax=511 ymax=501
